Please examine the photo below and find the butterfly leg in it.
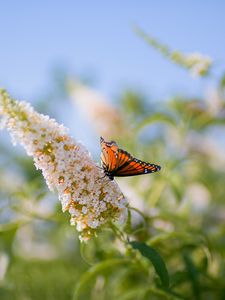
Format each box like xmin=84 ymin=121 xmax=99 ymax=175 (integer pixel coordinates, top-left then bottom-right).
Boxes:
xmin=95 ymin=173 xmax=107 ymax=184
xmin=96 ymin=165 xmax=104 ymax=170
xmin=101 ymin=177 xmax=112 ymax=187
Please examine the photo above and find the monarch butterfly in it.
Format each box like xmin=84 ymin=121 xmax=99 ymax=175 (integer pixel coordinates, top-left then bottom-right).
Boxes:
xmin=100 ymin=137 xmax=161 ymax=180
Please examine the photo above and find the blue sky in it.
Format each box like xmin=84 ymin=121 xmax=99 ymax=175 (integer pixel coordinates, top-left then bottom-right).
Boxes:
xmin=1 ymin=1 xmax=225 ymax=101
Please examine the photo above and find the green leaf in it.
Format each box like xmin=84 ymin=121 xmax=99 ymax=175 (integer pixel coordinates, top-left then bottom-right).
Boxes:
xmin=135 ymin=113 xmax=176 ymax=133
xmin=73 ymin=258 xmax=129 ymax=300
xmin=130 ymin=241 xmax=170 ymax=288
xmin=123 ymin=208 xmax=132 ymax=234
xmin=220 ymin=72 xmax=225 ymax=88
xmin=183 ymin=252 xmax=201 ymax=300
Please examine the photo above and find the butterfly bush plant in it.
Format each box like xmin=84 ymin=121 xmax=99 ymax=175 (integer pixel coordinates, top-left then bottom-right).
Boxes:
xmin=0 ymin=89 xmax=127 ymax=241
xmin=134 ymin=26 xmax=212 ymax=77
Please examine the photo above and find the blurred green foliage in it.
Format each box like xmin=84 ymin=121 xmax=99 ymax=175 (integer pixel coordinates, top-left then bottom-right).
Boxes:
xmin=1 ymin=33 xmax=225 ymax=300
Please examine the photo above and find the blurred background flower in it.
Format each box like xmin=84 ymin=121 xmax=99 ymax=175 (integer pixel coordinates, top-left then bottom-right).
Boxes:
xmin=134 ymin=27 xmax=212 ymax=77
xmin=68 ymin=79 xmax=129 ymax=139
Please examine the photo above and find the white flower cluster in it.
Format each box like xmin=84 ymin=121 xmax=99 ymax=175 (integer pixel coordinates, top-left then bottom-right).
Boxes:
xmin=171 ymin=51 xmax=212 ymax=77
xmin=0 ymin=90 xmax=127 ymax=241
xmin=185 ymin=52 xmax=212 ymax=77
xmin=68 ymin=80 xmax=128 ymax=138
xmin=133 ymin=27 xmax=212 ymax=78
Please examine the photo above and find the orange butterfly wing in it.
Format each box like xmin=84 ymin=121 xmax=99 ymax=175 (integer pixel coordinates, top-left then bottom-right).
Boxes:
xmin=115 ymin=149 xmax=161 ymax=177
xmin=100 ymin=137 xmax=118 ymax=172
xmin=100 ymin=137 xmax=161 ymax=178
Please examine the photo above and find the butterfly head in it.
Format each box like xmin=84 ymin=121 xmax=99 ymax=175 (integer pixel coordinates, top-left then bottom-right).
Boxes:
xmin=103 ymin=171 xmax=114 ymax=181
xmin=100 ymin=136 xmax=117 ymax=147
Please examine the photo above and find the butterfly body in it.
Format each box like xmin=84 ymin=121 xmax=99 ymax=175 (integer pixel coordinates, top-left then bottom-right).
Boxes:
xmin=100 ymin=137 xmax=161 ymax=180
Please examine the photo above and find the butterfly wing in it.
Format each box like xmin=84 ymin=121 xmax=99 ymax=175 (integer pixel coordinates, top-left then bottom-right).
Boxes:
xmin=100 ymin=137 xmax=119 ymax=172
xmin=114 ymin=149 xmax=161 ymax=177
xmin=100 ymin=137 xmax=161 ymax=177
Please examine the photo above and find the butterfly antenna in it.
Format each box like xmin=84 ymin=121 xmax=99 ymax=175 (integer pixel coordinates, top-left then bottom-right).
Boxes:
xmin=95 ymin=174 xmax=113 ymax=187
